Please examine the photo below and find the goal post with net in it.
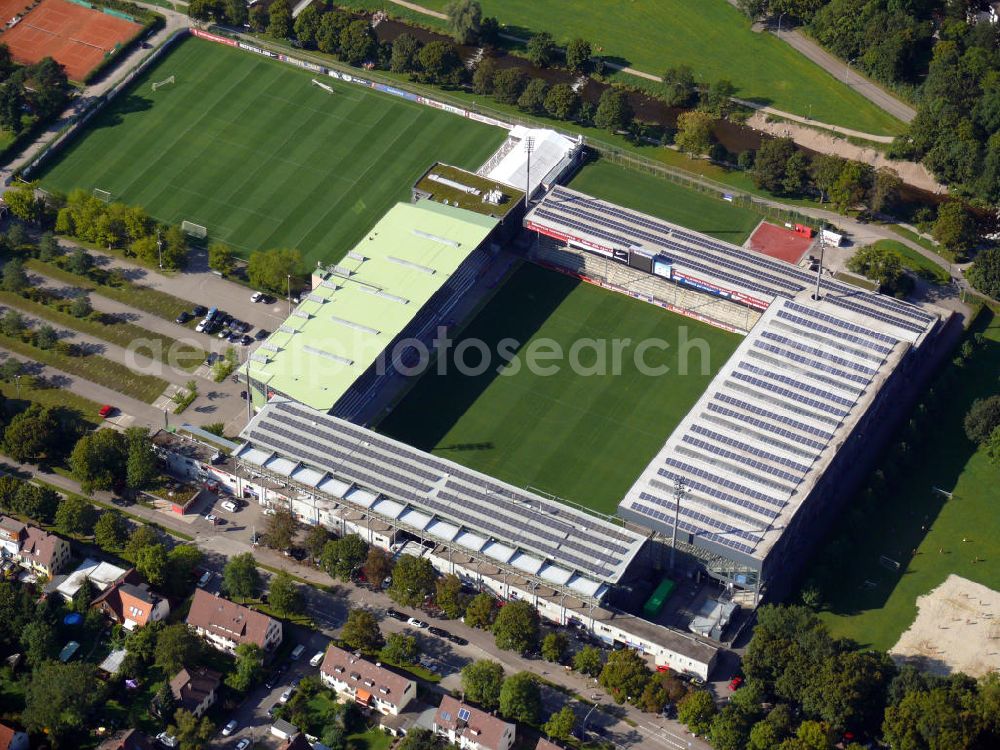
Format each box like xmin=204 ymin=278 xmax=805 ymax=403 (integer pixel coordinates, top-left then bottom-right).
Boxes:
xmin=93 ymin=188 xmax=112 ymax=203
xmin=181 ymin=220 xmax=207 ymax=239
xmin=151 ymin=75 xmax=175 ymax=92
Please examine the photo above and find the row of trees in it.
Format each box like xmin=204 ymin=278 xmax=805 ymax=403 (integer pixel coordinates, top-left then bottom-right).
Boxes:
xmin=4 ymin=184 xmax=190 ymax=270
xmin=672 ymin=604 xmax=1000 ymax=750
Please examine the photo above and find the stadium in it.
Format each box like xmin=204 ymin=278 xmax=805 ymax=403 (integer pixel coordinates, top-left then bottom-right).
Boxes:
xmin=31 ymin=28 xmax=954 ymax=676
xmin=233 ymin=118 xmax=951 ymax=677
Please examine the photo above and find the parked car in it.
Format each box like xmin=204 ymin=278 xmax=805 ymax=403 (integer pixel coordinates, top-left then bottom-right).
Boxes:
xmin=193 ymin=305 xmax=207 ymax=316
xmin=221 ymin=720 xmax=237 ymax=736
xmin=407 ymin=618 xmax=428 ymax=629
xmin=428 ymin=626 xmax=449 ymax=639
xmin=447 ymin=633 xmax=468 ymax=646
xmin=195 ymin=319 xmax=210 ymax=333
xmin=175 ymin=311 xmax=192 ymax=324
xmin=279 ymin=687 xmax=294 ymax=703
xmin=235 ymin=740 xmax=251 ymax=750
xmin=220 ymin=500 xmax=238 ymax=513
xmin=251 ymin=292 xmax=265 ymax=303
xmin=386 ymin=608 xmax=407 ymax=621
xmin=728 ymin=676 xmax=744 ymax=691
xmin=310 ymin=650 xmax=326 ymax=667
xmin=290 ymin=644 xmax=305 ymax=660
xmin=204 ymin=514 xmax=220 ymax=525
xmin=196 ymin=570 xmax=213 ymax=588
xmin=240 ymin=334 xmax=253 ymax=346
xmin=155 ymin=733 xmax=178 ymax=748
xmin=254 ymin=328 xmax=270 ymax=340
xmin=98 ymin=404 xmax=115 ymax=418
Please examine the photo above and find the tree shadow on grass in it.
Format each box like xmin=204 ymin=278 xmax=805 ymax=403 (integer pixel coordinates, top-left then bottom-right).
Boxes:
xmin=804 ymin=311 xmax=1000 ymax=625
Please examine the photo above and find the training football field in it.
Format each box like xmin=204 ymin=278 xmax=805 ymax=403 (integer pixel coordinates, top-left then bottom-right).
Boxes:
xmin=378 ymin=263 xmax=741 ymax=515
xmin=38 ymin=37 xmax=507 ymax=264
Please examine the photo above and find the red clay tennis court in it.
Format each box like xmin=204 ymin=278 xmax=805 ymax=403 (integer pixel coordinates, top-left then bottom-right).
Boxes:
xmin=747 ymin=221 xmax=815 ymax=265
xmin=1 ymin=0 xmax=142 ymax=81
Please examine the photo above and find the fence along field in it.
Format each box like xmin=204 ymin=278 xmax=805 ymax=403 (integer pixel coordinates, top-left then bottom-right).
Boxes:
xmin=0 ymin=0 xmax=143 ymax=81
xmin=37 ymin=36 xmax=507 ymax=265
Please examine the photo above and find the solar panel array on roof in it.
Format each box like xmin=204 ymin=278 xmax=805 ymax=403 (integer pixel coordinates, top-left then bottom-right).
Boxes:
xmin=238 ymin=400 xmax=647 ymax=590
xmin=526 ymin=186 xmax=939 ymax=341
xmin=619 ymin=298 xmax=899 ymax=561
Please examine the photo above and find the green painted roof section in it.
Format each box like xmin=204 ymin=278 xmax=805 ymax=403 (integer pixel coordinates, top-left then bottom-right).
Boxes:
xmin=244 ymin=201 xmax=498 ymax=411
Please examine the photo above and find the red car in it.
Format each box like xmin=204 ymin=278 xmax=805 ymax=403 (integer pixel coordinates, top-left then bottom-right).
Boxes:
xmin=728 ymin=676 xmax=744 ymax=691
xmin=98 ymin=405 xmax=115 ymax=418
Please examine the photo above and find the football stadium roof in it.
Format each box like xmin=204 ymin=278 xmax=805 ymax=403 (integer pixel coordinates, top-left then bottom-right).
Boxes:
xmin=243 ymin=201 xmax=497 ymax=411
xmin=618 ymin=296 xmax=916 ymax=565
xmin=526 ymin=186 xmax=939 ymax=343
xmin=237 ymin=398 xmax=648 ymax=599
xmin=481 ymin=126 xmax=582 ymax=197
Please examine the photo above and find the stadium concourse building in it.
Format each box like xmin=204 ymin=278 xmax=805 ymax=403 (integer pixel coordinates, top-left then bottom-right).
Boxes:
xmin=235 ymin=400 xmax=718 ymax=678
xmin=523 ymin=186 xmax=952 ymax=603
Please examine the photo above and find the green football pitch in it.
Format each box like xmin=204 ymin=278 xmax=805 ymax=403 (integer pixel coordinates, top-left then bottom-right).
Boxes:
xmin=38 ymin=37 xmax=507 ymax=265
xmin=378 ymin=263 xmax=741 ymax=515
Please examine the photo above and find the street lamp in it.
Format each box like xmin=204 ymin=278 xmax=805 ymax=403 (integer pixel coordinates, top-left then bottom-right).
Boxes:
xmin=13 ymin=373 xmax=20 ymax=399
xmin=286 ymin=274 xmax=292 ymax=316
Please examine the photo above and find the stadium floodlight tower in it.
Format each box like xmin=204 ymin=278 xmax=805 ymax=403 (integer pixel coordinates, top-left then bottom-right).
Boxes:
xmin=524 ymin=136 xmax=535 ymax=211
xmin=812 ymin=222 xmax=826 ymax=301
xmin=670 ymin=476 xmax=687 ymax=573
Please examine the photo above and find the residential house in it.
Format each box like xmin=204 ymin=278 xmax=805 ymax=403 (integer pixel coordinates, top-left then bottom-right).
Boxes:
xmin=54 ymin=559 xmax=128 ymax=602
xmin=97 ymin=728 xmax=153 ymax=750
xmin=0 ymin=515 xmax=71 ymax=577
xmin=433 ymin=695 xmax=515 ymax=750
xmin=186 ymin=588 xmax=282 ymax=653
xmin=319 ymin=644 xmax=416 ymax=716
xmin=91 ymin=569 xmax=170 ymax=630
xmin=170 ymin=667 xmax=222 ymax=718
xmin=535 ymin=740 xmax=565 ymax=750
xmin=0 ymin=723 xmax=29 ymax=750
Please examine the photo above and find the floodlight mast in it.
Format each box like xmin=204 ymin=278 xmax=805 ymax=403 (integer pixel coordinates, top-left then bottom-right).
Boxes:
xmin=670 ymin=477 xmax=686 ymax=573
xmin=813 ymin=223 xmax=826 ymax=301
xmin=524 ymin=136 xmax=535 ymax=211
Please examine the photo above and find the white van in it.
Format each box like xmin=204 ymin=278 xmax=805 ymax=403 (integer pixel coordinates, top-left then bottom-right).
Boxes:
xmin=220 ymin=500 xmax=238 ymax=513
xmin=309 ymin=650 xmax=326 ymax=667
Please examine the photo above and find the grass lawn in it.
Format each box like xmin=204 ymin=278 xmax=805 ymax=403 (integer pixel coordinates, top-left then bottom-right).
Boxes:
xmin=26 ymin=259 xmax=195 ymax=322
xmin=39 ymin=37 xmax=507 ymax=264
xmin=347 ymin=728 xmax=393 ymax=750
xmin=569 ymin=159 xmax=762 ymax=244
xmin=0 ymin=328 xmax=169 ymax=402
xmin=401 ymin=0 xmax=903 ymax=135
xmin=0 ymin=372 xmax=103 ymax=425
xmin=378 ymin=263 xmax=741 ymax=515
xmin=807 ymin=310 xmax=1000 ymax=650
xmin=0 ymin=291 xmax=205 ymax=371
xmin=888 ymin=225 xmax=946 ymax=255
xmin=871 ymin=239 xmax=950 ymax=285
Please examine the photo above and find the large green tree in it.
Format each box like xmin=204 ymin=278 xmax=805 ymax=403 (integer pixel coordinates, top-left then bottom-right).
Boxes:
xmin=464 ymin=592 xmax=497 ymax=629
xmin=155 ymin=623 xmax=203 ymax=675
xmin=340 ymin=20 xmax=377 ymax=65
xmin=246 ymin=248 xmax=302 ymax=296
xmin=379 ymin=632 xmax=418 ymax=665
xmin=2 ymin=403 xmax=58 ymax=463
xmin=125 ymin=426 xmax=159 ymax=490
xmin=599 ymin=647 xmax=652 ymax=704
xmin=967 ymin=248 xmax=1000 ymax=299
xmin=435 ymin=573 xmax=469 ymax=619
xmin=222 ymin=552 xmax=261 ymax=600
xmin=499 ymin=671 xmax=542 ymax=724
xmin=93 ymin=509 xmax=130 ymax=550
xmin=55 ymin=495 xmax=98 ymax=535
xmin=168 ymin=707 xmax=214 ymax=750
xmin=545 ymin=704 xmax=577 ymax=742
xmin=268 ymin=569 xmax=303 ymax=615
xmin=387 ymin=554 xmax=436 ymax=607
xmin=461 ymin=659 xmax=505 ymax=709
xmin=677 ymin=690 xmax=717 ymax=736
xmin=226 ymin=643 xmax=265 ymax=692
xmin=70 ymin=428 xmax=127 ymax=493
xmin=445 ymin=0 xmax=481 ymax=44
xmin=341 ymin=607 xmax=382 ymax=653
xmin=491 ymin=600 xmax=540 ymax=654
xmin=594 ymin=89 xmax=634 ymax=132
xmin=22 ymin=662 xmax=101 ymax=746
xmin=321 ymin=533 xmax=368 ymax=581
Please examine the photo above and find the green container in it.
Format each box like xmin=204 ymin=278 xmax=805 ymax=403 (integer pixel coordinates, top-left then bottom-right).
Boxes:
xmin=642 ymin=578 xmax=676 ymax=618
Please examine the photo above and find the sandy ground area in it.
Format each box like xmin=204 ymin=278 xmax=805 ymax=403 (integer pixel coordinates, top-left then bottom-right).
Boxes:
xmin=747 ymin=112 xmax=943 ymax=194
xmin=890 ymin=574 xmax=1000 ymax=677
